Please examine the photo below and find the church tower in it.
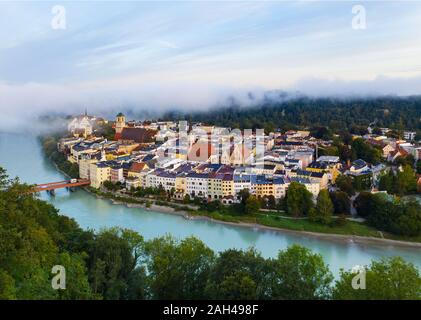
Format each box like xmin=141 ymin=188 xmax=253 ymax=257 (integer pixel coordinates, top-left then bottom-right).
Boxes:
xmin=115 ymin=112 xmax=126 ymax=135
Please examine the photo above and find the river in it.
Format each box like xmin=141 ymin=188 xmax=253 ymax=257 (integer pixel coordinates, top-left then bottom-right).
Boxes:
xmin=0 ymin=132 xmax=420 ymax=276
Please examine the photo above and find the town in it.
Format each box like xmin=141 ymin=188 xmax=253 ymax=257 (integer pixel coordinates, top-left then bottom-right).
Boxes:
xmin=55 ymin=111 xmax=421 ymax=213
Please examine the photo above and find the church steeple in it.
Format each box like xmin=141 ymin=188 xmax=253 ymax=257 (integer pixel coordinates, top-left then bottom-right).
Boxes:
xmin=84 ymin=107 xmax=88 ymax=117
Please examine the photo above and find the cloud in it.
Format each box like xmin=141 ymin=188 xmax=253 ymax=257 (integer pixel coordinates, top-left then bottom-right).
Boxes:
xmin=289 ymin=75 xmax=421 ymax=97
xmin=1 ymin=75 xmax=421 ymax=133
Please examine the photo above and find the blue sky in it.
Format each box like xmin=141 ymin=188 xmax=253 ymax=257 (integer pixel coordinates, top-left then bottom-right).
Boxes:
xmin=1 ymin=1 xmax=421 ymax=126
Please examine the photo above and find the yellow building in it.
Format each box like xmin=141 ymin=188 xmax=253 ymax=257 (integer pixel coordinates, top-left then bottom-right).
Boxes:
xmin=222 ymin=175 xmax=234 ymax=197
xmin=208 ymin=174 xmax=223 ymax=200
xmin=255 ymin=182 xmax=274 ymax=199
xmin=79 ymin=157 xmax=99 ymax=179
xmin=89 ymin=162 xmax=111 ymax=188
xmin=293 ymin=170 xmax=329 ymax=190
xmin=306 ymin=161 xmax=340 ymax=184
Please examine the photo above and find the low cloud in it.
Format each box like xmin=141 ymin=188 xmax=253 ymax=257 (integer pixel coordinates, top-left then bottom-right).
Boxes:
xmin=1 ymin=75 xmax=421 ymax=133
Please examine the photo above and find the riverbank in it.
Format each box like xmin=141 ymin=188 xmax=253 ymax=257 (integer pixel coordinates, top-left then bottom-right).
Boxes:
xmin=84 ymin=186 xmax=421 ymax=248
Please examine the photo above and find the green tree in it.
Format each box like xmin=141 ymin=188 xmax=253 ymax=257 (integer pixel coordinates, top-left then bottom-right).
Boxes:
xmin=335 ymin=175 xmax=355 ymax=196
xmin=354 ymin=192 xmax=374 ymax=218
xmin=286 ymin=182 xmax=314 ymax=217
xmin=205 ymin=248 xmax=271 ymax=300
xmin=378 ymin=170 xmax=394 ymax=193
xmin=245 ymin=196 xmax=261 ymax=214
xmin=87 ymin=228 xmax=136 ymax=299
xmin=144 ymin=235 xmax=215 ymax=299
xmin=395 ymin=165 xmax=417 ymax=195
xmin=56 ymin=252 xmax=96 ymax=300
xmin=0 ymin=269 xmax=16 ymax=300
xmin=314 ymin=190 xmax=334 ymax=224
xmin=270 ymin=245 xmax=333 ymax=300
xmin=329 ymin=191 xmax=350 ymax=215
xmin=334 ymin=257 xmax=421 ymax=300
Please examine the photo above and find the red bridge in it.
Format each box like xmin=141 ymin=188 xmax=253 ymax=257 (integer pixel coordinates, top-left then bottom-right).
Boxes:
xmin=33 ymin=179 xmax=90 ymax=192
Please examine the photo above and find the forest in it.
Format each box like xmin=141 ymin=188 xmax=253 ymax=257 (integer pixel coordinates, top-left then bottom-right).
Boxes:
xmin=0 ymin=166 xmax=420 ymax=300
xmin=161 ymin=96 xmax=421 ymax=135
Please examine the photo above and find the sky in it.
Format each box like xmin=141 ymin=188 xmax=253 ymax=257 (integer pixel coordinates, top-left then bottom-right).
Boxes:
xmin=0 ymin=1 xmax=421 ymax=128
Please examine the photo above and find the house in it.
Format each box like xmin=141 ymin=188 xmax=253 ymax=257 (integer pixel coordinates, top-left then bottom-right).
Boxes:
xmin=155 ymin=170 xmax=177 ymax=192
xmin=89 ymin=162 xmax=112 ymax=188
xmin=125 ymin=176 xmax=141 ymax=190
xmin=208 ymin=172 xmax=224 ymax=200
xmin=79 ymin=151 xmax=104 ymax=179
xmin=307 ymin=160 xmax=340 ymax=183
xmin=387 ymin=148 xmax=409 ymax=163
xmin=346 ymin=160 xmax=373 ymax=190
xmin=404 ymin=131 xmax=416 ymax=141
xmin=254 ymin=175 xmax=275 ymax=199
xmin=233 ymin=173 xmax=252 ymax=199
xmin=128 ymin=162 xmax=149 ymax=178
xmin=273 ymin=177 xmax=290 ymax=199
xmin=222 ymin=173 xmax=234 ymax=198
xmin=349 ymin=159 xmax=369 ymax=174
xmin=110 ymin=165 xmax=124 ymax=183
xmin=186 ymin=172 xmax=209 ymax=198
xmin=382 ymin=144 xmax=395 ymax=158
xmin=294 ymin=170 xmax=328 ymax=190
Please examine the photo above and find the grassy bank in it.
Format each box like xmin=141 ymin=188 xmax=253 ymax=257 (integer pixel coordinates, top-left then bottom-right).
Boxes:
xmin=90 ymin=188 xmax=421 ymax=243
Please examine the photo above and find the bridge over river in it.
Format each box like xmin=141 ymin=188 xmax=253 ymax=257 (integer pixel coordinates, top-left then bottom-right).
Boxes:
xmin=33 ymin=179 xmax=90 ymax=193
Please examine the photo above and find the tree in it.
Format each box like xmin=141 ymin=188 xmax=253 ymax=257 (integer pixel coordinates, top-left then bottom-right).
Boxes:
xmin=206 ymin=200 xmax=223 ymax=212
xmin=183 ymin=194 xmax=191 ymax=204
xmin=357 ymin=193 xmax=421 ymax=237
xmin=335 ymin=175 xmax=355 ymax=196
xmin=215 ymin=271 xmax=257 ymax=300
xmin=245 ymin=196 xmax=260 ymax=214
xmin=144 ymin=235 xmax=215 ymax=299
xmin=392 ymin=200 xmax=421 ymax=236
xmin=354 ymin=192 xmax=374 ymax=218
xmin=333 ymin=257 xmax=421 ymax=300
xmin=395 ymin=165 xmax=417 ymax=196
xmin=87 ymin=228 xmax=136 ymax=299
xmin=205 ymin=248 xmax=271 ymax=300
xmin=267 ymin=195 xmax=276 ymax=209
xmin=238 ymin=188 xmax=250 ymax=207
xmin=286 ymin=182 xmax=314 ymax=217
xmin=329 ymin=191 xmax=350 ymax=215
xmin=0 ymin=269 xmax=16 ymax=300
xmin=270 ymin=245 xmax=333 ymax=300
xmin=378 ymin=170 xmax=394 ymax=193
xmin=351 ymin=138 xmax=382 ymax=164
xmin=314 ymin=190 xmax=334 ymax=224
xmin=56 ymin=252 xmax=96 ymax=300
